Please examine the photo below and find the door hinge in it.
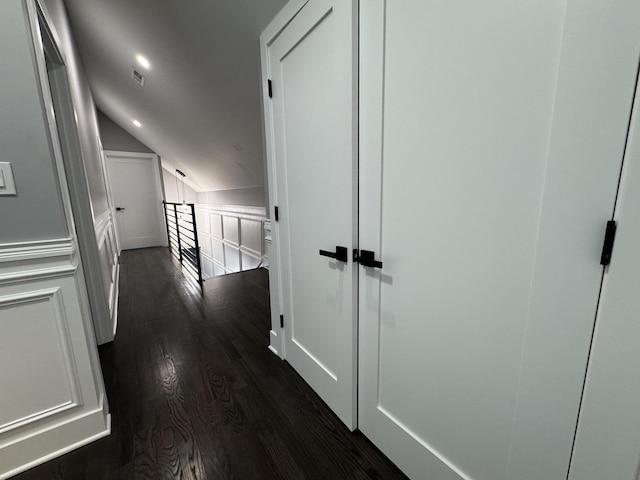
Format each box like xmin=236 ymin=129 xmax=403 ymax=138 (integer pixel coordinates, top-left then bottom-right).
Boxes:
xmin=274 ymin=206 xmax=279 ymax=221
xmin=600 ymin=220 xmax=617 ymax=266
xmin=280 ymin=314 xmax=284 ymax=328
xmin=268 ymin=79 xmax=273 ymax=98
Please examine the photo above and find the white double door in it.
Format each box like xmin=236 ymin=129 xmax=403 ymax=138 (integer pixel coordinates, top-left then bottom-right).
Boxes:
xmin=267 ymin=0 xmax=640 ymax=479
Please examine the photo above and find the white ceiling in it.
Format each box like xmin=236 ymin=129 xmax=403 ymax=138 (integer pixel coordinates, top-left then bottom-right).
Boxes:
xmin=63 ymin=0 xmax=287 ymax=192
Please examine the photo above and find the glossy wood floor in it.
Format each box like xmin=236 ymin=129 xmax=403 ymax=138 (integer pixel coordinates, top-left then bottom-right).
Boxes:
xmin=15 ymin=247 xmax=407 ymax=480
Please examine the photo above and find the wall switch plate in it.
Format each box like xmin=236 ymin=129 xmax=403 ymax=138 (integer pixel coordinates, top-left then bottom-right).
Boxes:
xmin=0 ymin=162 xmax=17 ymax=195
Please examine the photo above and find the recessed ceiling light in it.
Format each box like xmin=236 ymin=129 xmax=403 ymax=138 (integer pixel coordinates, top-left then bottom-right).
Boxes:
xmin=135 ymin=54 xmax=150 ymax=69
xmin=133 ymin=120 xmax=142 ymax=128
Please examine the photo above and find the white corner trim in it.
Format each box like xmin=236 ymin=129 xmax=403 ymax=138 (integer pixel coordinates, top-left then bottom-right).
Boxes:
xmin=0 ymin=238 xmax=75 ymax=263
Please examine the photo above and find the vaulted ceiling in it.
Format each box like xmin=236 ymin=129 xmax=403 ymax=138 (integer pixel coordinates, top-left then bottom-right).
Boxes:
xmin=63 ymin=0 xmax=287 ymax=192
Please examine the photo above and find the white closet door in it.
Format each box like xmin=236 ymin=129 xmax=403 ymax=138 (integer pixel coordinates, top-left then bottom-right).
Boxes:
xmin=268 ymin=0 xmax=358 ymax=428
xmin=569 ymin=66 xmax=640 ymax=480
xmin=359 ymin=1 xmax=640 ymax=479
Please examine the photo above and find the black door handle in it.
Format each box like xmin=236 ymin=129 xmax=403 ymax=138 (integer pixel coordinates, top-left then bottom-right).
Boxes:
xmin=319 ymin=246 xmax=348 ymax=263
xmin=116 ymin=207 xmax=125 ymax=211
xmin=357 ymin=249 xmax=383 ymax=268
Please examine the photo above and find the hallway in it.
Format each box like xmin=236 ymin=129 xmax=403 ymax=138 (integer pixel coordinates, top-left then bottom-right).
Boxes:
xmin=14 ymin=248 xmax=406 ymax=479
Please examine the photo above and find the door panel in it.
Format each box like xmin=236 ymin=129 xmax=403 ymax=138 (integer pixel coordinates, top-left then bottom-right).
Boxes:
xmin=269 ymin=0 xmax=357 ymax=427
xmin=106 ymin=153 xmax=165 ymax=250
xmin=359 ymin=1 xmax=640 ymax=479
xmin=569 ymin=64 xmax=640 ymax=480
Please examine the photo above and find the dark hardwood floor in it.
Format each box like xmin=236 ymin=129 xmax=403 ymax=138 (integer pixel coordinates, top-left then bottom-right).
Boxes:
xmin=14 ymin=247 xmax=407 ymax=480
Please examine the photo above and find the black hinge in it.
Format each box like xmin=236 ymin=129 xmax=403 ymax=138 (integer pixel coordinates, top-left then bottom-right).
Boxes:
xmin=268 ymin=79 xmax=273 ymax=98
xmin=274 ymin=206 xmax=279 ymax=221
xmin=280 ymin=314 xmax=284 ymax=328
xmin=600 ymin=220 xmax=617 ymax=266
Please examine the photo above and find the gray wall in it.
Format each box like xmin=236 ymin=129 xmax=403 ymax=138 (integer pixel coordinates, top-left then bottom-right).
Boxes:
xmin=0 ymin=0 xmax=68 ymax=243
xmin=198 ymin=187 xmax=265 ymax=207
xmin=97 ymin=111 xmax=155 ymax=153
xmin=43 ymin=0 xmax=110 ymax=219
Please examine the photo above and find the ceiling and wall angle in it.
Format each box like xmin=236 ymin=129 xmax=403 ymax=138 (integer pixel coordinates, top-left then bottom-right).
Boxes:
xmin=63 ymin=0 xmax=287 ymax=195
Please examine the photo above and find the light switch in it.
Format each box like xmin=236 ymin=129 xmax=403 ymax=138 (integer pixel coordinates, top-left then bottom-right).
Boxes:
xmin=0 ymin=162 xmax=16 ymax=195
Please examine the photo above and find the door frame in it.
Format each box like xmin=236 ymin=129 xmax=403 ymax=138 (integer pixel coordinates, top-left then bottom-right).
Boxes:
xmin=31 ymin=0 xmax=115 ymax=345
xmin=259 ymin=0 xmax=310 ymax=359
xmin=104 ymin=150 xmax=168 ymax=249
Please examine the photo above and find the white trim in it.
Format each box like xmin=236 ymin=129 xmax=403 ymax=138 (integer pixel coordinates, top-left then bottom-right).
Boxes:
xmin=259 ymin=0 xmax=310 ymax=47
xmin=93 ymin=211 xmax=112 ymax=245
xmin=110 ymin=263 xmax=120 ymax=336
xmin=195 ymin=204 xmax=266 ymax=221
xmin=31 ymin=0 xmax=67 ymax=67
xmin=239 ymin=245 xmax=262 ymax=260
xmin=0 ymin=408 xmax=110 ymax=480
xmin=0 ymin=287 xmax=83 ymax=435
xmin=259 ymin=0 xmax=309 ymax=360
xmin=0 ymin=238 xmax=74 ymax=263
xmin=0 ymin=263 xmax=77 ymax=285
xmin=27 ymin=0 xmax=115 ymax=348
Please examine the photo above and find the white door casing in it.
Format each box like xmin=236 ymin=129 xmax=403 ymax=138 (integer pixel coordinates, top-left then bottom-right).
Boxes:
xmin=267 ymin=0 xmax=358 ymax=428
xmin=359 ymin=1 xmax=640 ymax=480
xmin=569 ymin=59 xmax=640 ymax=480
xmin=105 ymin=151 xmax=166 ymax=250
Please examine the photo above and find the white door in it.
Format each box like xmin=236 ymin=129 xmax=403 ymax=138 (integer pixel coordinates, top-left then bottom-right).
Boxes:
xmin=106 ymin=151 xmax=166 ymax=250
xmin=569 ymin=64 xmax=640 ymax=480
xmin=268 ymin=0 xmax=358 ymax=427
xmin=358 ymin=1 xmax=640 ymax=480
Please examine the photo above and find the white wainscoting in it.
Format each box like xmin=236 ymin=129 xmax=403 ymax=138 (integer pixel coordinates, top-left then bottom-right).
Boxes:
xmin=195 ymin=205 xmax=267 ymax=278
xmin=94 ymin=211 xmax=119 ymax=340
xmin=0 ymin=238 xmax=110 ymax=480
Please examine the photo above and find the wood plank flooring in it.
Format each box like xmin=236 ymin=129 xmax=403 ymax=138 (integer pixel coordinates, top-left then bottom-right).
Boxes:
xmin=14 ymin=247 xmax=407 ymax=480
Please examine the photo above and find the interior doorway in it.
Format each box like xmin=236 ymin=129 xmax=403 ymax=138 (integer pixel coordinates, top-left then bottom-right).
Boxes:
xmin=40 ymin=9 xmax=116 ymax=345
xmin=105 ymin=151 xmax=167 ymax=250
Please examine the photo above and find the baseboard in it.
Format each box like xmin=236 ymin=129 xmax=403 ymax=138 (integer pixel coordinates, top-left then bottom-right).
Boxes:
xmin=0 ymin=402 xmax=110 ymax=480
xmin=269 ymin=329 xmax=283 ymax=358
